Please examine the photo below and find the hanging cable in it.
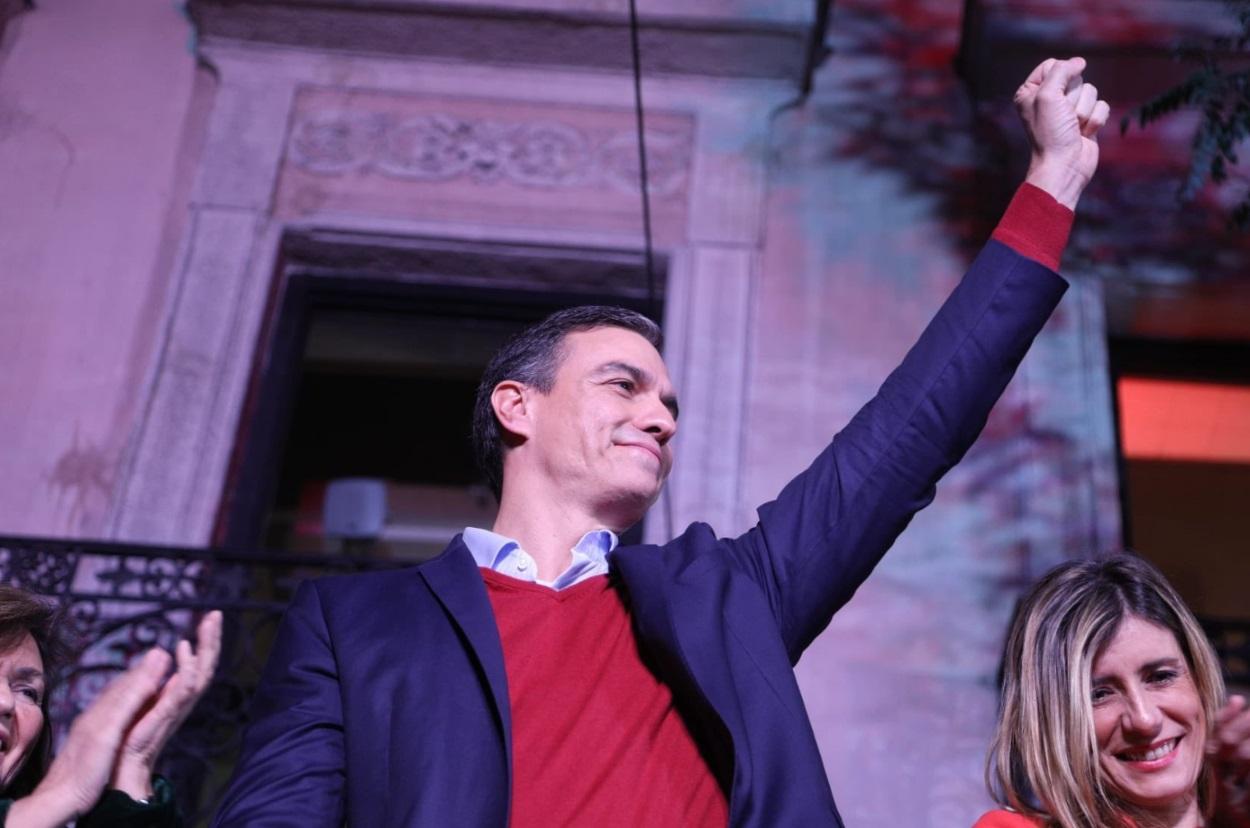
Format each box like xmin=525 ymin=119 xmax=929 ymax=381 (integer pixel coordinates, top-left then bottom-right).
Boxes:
xmin=626 ymin=0 xmax=659 ymax=322
xmin=625 ymin=0 xmax=672 ymax=538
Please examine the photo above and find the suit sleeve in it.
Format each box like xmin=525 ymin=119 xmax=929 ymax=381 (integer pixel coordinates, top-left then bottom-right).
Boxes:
xmin=212 ymin=581 xmax=347 ymax=827
xmin=721 ymin=238 xmax=1068 ymax=663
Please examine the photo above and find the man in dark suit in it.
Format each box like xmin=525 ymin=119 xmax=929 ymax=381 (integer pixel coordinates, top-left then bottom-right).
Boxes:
xmin=214 ymin=58 xmax=1107 ymax=826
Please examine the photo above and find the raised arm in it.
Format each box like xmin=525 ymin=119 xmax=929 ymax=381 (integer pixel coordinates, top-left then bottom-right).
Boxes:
xmin=723 ymin=58 xmax=1109 ymax=660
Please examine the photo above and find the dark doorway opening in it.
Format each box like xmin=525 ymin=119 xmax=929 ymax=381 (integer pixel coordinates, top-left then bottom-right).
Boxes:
xmin=217 ymin=232 xmax=664 ymax=559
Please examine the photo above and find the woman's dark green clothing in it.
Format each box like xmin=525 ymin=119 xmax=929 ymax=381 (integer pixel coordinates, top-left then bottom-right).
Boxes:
xmin=0 ymin=776 xmax=179 ymax=827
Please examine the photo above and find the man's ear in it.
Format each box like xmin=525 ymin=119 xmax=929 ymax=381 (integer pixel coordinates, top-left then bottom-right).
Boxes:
xmin=491 ymin=380 xmax=533 ymax=442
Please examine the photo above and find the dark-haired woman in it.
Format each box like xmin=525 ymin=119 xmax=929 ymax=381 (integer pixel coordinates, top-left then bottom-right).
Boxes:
xmin=0 ymin=585 xmax=220 ymax=827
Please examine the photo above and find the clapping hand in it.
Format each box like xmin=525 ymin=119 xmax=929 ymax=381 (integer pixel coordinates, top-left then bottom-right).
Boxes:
xmin=1212 ymin=694 xmax=1250 ymax=828
xmin=6 ymin=611 xmax=222 ymax=828
xmin=111 ymin=611 xmax=222 ymax=801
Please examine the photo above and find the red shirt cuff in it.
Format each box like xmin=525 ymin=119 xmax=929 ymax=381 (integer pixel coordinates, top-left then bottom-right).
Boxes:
xmin=990 ymin=182 xmax=1073 ymax=271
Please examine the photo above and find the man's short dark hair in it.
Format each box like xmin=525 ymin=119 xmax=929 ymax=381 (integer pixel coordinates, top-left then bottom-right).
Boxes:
xmin=472 ymin=305 xmax=663 ymax=499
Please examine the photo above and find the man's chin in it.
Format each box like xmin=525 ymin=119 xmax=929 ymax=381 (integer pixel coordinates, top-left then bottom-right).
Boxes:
xmin=599 ymin=487 xmax=664 ymax=532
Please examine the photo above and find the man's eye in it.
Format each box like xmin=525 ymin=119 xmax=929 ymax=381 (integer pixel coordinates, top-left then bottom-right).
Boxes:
xmin=16 ymin=685 xmax=41 ymax=704
xmin=613 ymin=380 xmax=635 ymax=392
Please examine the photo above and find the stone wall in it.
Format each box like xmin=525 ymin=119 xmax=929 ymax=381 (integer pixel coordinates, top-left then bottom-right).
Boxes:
xmin=0 ymin=0 xmax=205 ymax=536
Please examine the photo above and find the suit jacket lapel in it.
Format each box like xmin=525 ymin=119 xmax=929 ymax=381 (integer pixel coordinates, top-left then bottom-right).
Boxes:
xmin=420 ymin=537 xmax=513 ymax=774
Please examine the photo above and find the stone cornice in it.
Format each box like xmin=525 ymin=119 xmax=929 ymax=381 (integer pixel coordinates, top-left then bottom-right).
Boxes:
xmin=186 ymin=0 xmax=815 ymax=81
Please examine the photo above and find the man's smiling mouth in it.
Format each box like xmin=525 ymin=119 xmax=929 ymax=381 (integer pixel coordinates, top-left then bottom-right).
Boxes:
xmin=619 ymin=442 xmax=662 ymax=463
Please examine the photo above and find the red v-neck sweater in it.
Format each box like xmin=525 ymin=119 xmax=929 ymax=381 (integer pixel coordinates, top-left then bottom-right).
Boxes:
xmin=481 ymin=569 xmax=728 ymax=828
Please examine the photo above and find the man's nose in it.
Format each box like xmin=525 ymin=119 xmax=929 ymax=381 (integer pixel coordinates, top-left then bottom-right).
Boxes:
xmin=641 ymin=397 xmax=677 ymax=442
xmin=0 ymin=682 xmax=13 ymax=718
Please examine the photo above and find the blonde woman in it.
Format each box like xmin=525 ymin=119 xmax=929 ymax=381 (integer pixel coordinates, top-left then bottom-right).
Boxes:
xmin=977 ymin=554 xmax=1250 ymax=828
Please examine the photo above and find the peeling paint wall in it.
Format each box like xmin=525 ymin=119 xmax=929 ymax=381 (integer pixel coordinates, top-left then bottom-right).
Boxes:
xmin=0 ymin=0 xmax=208 ymax=536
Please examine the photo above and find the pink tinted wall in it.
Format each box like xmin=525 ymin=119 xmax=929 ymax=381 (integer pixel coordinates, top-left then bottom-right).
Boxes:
xmin=0 ymin=0 xmax=206 ymax=536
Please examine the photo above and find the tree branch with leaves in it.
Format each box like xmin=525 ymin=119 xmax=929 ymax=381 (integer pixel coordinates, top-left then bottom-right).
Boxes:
xmin=1123 ymin=0 xmax=1250 ymax=228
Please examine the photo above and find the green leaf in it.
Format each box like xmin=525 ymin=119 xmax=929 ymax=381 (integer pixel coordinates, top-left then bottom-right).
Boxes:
xmin=1128 ymin=0 xmax=1250 ymax=228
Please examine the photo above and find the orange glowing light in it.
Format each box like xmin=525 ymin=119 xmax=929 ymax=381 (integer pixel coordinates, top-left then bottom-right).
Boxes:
xmin=1118 ymin=377 xmax=1250 ymax=463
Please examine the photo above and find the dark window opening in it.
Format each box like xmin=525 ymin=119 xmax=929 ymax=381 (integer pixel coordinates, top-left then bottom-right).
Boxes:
xmin=1110 ymin=337 xmax=1250 ymax=689
xmin=218 ymin=236 xmax=665 ymax=560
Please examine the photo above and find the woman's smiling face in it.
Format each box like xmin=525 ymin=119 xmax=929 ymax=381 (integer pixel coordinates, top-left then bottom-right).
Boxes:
xmin=1091 ymin=615 xmax=1206 ymax=821
xmin=0 ymin=632 xmax=46 ymax=791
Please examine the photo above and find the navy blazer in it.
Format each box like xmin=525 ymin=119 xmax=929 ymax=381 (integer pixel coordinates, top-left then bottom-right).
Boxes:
xmin=213 ymin=241 xmax=1067 ymax=827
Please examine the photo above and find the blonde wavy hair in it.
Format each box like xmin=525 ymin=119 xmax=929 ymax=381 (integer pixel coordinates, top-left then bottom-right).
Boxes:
xmin=986 ymin=554 xmax=1226 ymax=827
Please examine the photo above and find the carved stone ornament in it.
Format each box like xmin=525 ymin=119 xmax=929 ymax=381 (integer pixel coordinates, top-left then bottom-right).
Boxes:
xmin=287 ymin=111 xmax=690 ymax=196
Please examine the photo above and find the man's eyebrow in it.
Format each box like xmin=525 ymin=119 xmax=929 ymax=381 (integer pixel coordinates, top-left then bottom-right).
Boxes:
xmin=593 ymin=361 xmax=647 ymax=383
xmin=593 ymin=361 xmax=680 ymax=420
xmin=13 ymin=667 xmax=43 ymax=683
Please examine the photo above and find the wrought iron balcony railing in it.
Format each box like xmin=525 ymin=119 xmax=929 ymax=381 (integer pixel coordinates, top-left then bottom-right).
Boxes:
xmin=0 ymin=534 xmax=403 ymax=826
xmin=1 ymin=535 xmax=1247 ymax=825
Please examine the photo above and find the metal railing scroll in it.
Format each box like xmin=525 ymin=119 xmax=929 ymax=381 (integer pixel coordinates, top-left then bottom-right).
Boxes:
xmin=0 ymin=535 xmax=403 ymax=826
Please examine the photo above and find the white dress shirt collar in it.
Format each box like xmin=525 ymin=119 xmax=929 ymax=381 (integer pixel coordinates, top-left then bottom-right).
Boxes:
xmin=461 ymin=526 xmax=618 ymax=590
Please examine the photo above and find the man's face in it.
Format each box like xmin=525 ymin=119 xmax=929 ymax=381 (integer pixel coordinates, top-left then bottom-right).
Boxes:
xmin=525 ymin=326 xmax=678 ymax=529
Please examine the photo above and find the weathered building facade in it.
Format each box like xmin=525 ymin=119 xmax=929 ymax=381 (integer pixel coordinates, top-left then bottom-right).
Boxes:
xmin=2 ymin=0 xmax=1244 ymax=823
